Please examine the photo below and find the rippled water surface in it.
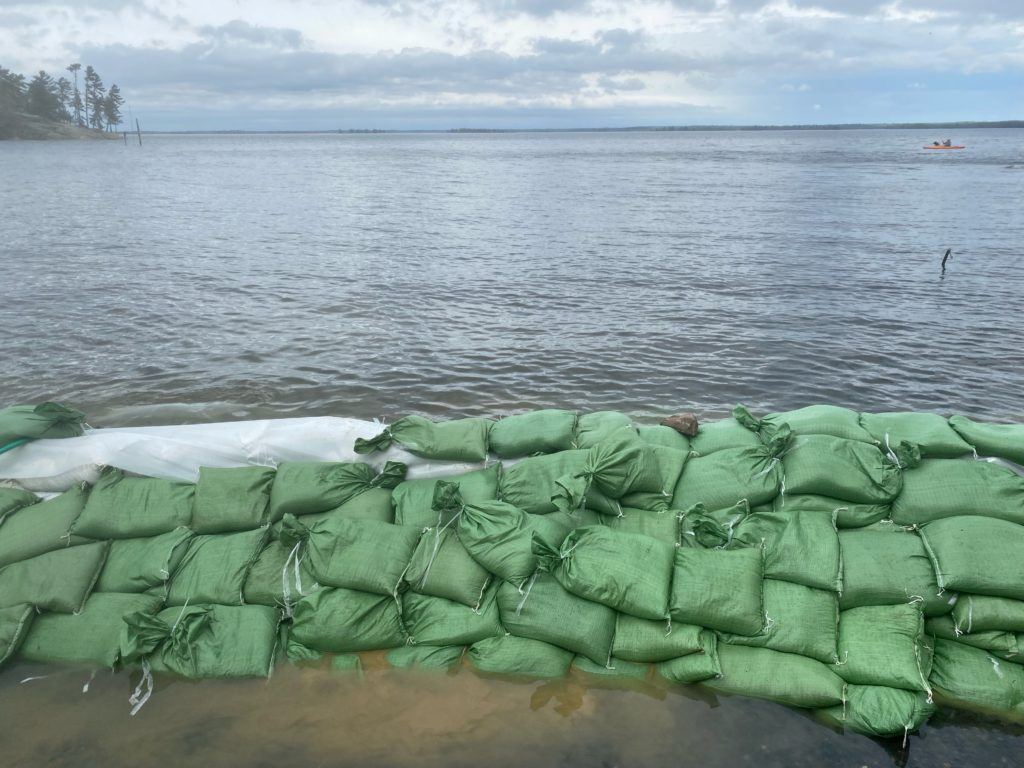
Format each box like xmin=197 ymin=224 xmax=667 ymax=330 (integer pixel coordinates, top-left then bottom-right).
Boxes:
xmin=2 ymin=130 xmax=1024 ymax=767
xmin=2 ymin=129 xmax=1023 ymax=426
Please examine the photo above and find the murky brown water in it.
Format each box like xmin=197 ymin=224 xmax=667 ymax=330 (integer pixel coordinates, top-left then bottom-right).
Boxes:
xmin=2 ymin=656 xmax=1022 ymax=767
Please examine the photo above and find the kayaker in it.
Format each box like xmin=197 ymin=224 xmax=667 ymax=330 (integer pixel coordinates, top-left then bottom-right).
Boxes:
xmin=943 ymin=139 xmax=952 ymax=147
xmin=933 ymin=141 xmax=941 ymax=146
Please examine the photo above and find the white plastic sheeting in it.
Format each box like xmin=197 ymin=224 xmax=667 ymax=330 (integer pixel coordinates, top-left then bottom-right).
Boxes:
xmin=0 ymin=417 xmax=485 ymax=492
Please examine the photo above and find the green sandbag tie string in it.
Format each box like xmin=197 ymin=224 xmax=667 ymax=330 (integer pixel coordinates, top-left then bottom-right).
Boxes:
xmin=354 ymin=426 xmax=394 ymax=455
xmin=414 ymin=481 xmax=466 ymax=593
xmin=370 ymin=461 xmax=408 ymax=489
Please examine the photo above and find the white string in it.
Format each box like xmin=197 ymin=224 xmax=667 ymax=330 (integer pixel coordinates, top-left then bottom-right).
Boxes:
xmin=282 ymin=542 xmax=302 ymax=619
xmin=129 ymin=659 xmax=153 ymax=716
xmin=82 ymin=670 xmax=96 ymax=694
xmin=884 ymin=433 xmax=902 ymax=468
xmin=516 ymin=571 xmax=539 ymax=616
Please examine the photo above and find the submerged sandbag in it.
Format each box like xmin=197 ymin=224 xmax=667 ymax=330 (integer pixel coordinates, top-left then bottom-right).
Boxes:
xmin=269 ymin=460 xmax=405 ymax=520
xmin=920 ymin=516 xmax=1024 ymax=600
xmin=73 ymin=468 xmax=194 ymax=539
xmin=836 ymin=604 xmax=931 ymax=692
xmin=393 ymin=465 xmax=498 ymax=527
xmin=781 ymin=435 xmax=902 ymax=504
xmin=0 ymin=604 xmax=34 ymax=669
xmin=891 ymin=459 xmax=1024 ymax=526
xmin=0 ymin=402 xmax=85 ymax=450
xmin=355 ymin=415 xmax=491 ymax=462
xmin=820 ymin=685 xmax=935 ymax=737
xmin=402 ymin=588 xmax=502 ymax=647
xmin=468 ymin=634 xmax=574 ymax=678
xmin=191 ymin=465 xmax=276 ymax=534
xmin=613 ymin=614 xmax=705 ymax=663
xmin=488 ymin=410 xmax=577 ymax=458
xmin=0 ymin=484 xmax=90 ymax=569
xmin=0 ymin=541 xmax=109 ymax=612
xmin=20 ymin=592 xmax=163 ymax=667
xmin=165 ymin=529 xmax=268 ymax=606
xmin=949 ymin=415 xmax=1024 ymax=465
xmin=121 ymin=604 xmax=280 ymax=678
xmin=95 ymin=527 xmax=193 ymax=594
xmin=860 ymin=411 xmax=972 ymax=458
xmin=290 ymin=587 xmax=406 ymax=654
xmin=670 ymin=546 xmax=764 ymax=635
xmin=708 ymin=644 xmax=846 ymax=709
xmin=386 ymin=645 xmax=464 ymax=670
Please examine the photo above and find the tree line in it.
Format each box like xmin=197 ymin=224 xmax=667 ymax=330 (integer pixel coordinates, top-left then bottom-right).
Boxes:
xmin=0 ymin=63 xmax=125 ymax=131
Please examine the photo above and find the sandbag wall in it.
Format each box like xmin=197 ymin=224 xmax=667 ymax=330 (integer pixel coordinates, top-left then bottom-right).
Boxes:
xmin=1 ymin=405 xmax=1023 ymax=737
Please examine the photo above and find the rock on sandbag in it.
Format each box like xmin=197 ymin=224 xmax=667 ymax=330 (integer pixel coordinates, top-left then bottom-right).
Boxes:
xmin=670 ymin=546 xmax=764 ymax=636
xmin=838 ymin=526 xmax=949 ymax=617
xmin=165 ymin=529 xmax=268 ymax=606
xmin=72 ymin=468 xmax=194 ymax=539
xmin=0 ymin=541 xmax=109 ymax=613
xmin=121 ymin=604 xmax=281 ymax=678
xmin=707 ymin=644 xmax=846 ymax=709
xmin=781 ymin=435 xmax=902 ymax=504
xmin=290 ymin=587 xmax=406 ymax=654
xmin=20 ymin=592 xmax=163 ymax=667
xmin=721 ymin=579 xmax=839 ymax=665
xmin=536 ymin=526 xmax=674 ymax=621
xmin=836 ymin=605 xmax=931 ymax=692
xmin=952 ymin=595 xmax=1024 ymax=634
xmin=354 ymin=415 xmax=492 ymax=463
xmin=613 ymin=614 xmax=706 ymax=664
xmin=0 ymin=402 xmax=86 ymax=449
xmin=402 ymin=588 xmax=503 ymax=647
xmin=733 ymin=506 xmax=841 ymax=593
xmin=0 ymin=604 xmax=34 ymax=670
xmin=468 ymin=634 xmax=574 ymax=679
xmin=929 ymin=637 xmax=1024 ymax=717
xmin=820 ymin=685 xmax=935 ymax=737
xmin=920 ymin=516 xmax=1024 ymax=600
xmin=393 ymin=465 xmax=499 ymax=528
xmin=488 ymin=409 xmax=578 ymax=458
xmin=405 ymin=527 xmax=492 ymax=609
xmin=94 ymin=527 xmax=193 ymax=594
xmin=949 ymin=415 xmax=1024 ymax=465
xmin=191 ymin=465 xmax=276 ymax=534
xmin=269 ymin=460 xmax=406 ymax=521
xmin=0 ymin=484 xmax=91 ymax=569
xmin=891 ymin=459 xmax=1024 ymax=526
xmin=497 ymin=573 xmax=616 ymax=665
xmin=860 ymin=411 xmax=972 ymax=458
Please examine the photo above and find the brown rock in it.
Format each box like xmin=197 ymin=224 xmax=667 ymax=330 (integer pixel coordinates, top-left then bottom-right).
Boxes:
xmin=661 ymin=412 xmax=700 ymax=437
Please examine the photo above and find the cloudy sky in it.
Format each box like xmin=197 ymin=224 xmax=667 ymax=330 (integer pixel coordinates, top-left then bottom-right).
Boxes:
xmin=1 ymin=0 xmax=1021 ymax=129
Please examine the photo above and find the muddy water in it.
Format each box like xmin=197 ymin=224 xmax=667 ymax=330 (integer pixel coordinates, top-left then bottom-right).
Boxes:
xmin=1 ymin=656 xmax=1021 ymax=767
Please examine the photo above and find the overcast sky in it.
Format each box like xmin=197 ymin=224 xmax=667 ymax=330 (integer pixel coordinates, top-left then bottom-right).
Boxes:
xmin=1 ymin=0 xmax=1021 ymax=129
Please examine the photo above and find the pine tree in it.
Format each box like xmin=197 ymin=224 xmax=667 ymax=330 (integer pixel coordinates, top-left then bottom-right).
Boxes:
xmin=26 ymin=70 xmax=61 ymax=121
xmin=56 ymin=76 xmax=72 ymax=121
xmin=103 ymin=84 xmax=124 ymax=131
xmin=0 ymin=67 xmax=27 ymax=113
xmin=67 ymin=62 xmax=83 ymax=126
xmin=83 ymin=65 xmax=106 ymax=130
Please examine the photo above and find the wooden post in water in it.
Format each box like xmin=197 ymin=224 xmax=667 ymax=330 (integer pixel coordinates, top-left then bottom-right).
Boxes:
xmin=135 ymin=118 xmax=143 ymax=147
xmin=123 ymin=131 xmax=128 ymax=145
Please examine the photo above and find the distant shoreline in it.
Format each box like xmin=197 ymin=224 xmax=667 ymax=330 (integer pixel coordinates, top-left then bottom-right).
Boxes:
xmin=148 ymin=120 xmax=1023 ymax=136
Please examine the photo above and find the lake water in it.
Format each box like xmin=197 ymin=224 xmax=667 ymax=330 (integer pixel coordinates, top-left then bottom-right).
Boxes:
xmin=2 ymin=129 xmax=1024 ymax=766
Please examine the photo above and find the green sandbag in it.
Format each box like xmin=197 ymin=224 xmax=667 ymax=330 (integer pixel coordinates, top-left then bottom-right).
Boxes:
xmin=820 ymin=685 xmax=935 ymax=737
xmin=270 ymin=487 xmax=396 ymax=537
xmin=536 ymin=526 xmax=674 ymax=620
xmin=242 ymin=539 xmax=317 ymax=607
xmin=763 ymin=404 xmax=873 ymax=442
xmin=402 ymin=589 xmax=502 ymax=646
xmin=281 ymin=514 xmax=419 ymax=598
xmin=678 ymin=501 xmax=749 ymax=549
xmin=782 ymin=435 xmax=902 ymax=504
xmin=688 ymin=414 xmax=761 ymax=455
xmin=929 ymin=637 xmax=1024 ymax=717
xmin=354 ymin=415 xmax=491 ymax=462
xmin=670 ymin=546 xmax=764 ymax=635
xmin=836 ymin=605 xmax=931 ymax=691
xmin=191 ymin=465 xmax=276 ymax=534
xmin=468 ymin=634 xmax=573 ymax=678
xmin=0 ymin=604 xmax=34 ymax=669
xmin=0 ymin=541 xmax=108 ymax=612
xmin=891 ymin=459 xmax=1024 ymax=526
xmin=405 ymin=527 xmax=492 ymax=609
xmin=860 ymin=411 xmax=972 ymax=458
xmin=121 ymin=604 xmax=280 ymax=678
xmin=636 ymin=425 xmax=690 ymax=451
xmin=927 ymin=616 xmax=1021 ymax=660
xmin=456 ymin=498 xmax=575 ymax=587
xmin=571 ymin=654 xmax=649 ymax=681
xmin=289 ymin=587 xmax=406 ymax=653
xmin=95 ymin=527 xmax=193 ymax=594
xmin=952 ymin=595 xmax=1024 ymax=634
xmin=0 ymin=487 xmax=40 ymax=523
xmin=73 ymin=468 xmax=194 ymax=539
xmin=949 ymin=415 xmax=1024 ymax=465
xmin=920 ymin=516 xmax=1024 ymax=600
xmin=708 ymin=644 xmax=846 ymax=708
xmin=330 ymin=654 xmax=363 ymax=673
xmin=20 ymin=592 xmax=163 ymax=667
xmin=269 ymin=460 xmax=405 ymax=520
xmin=386 ymin=645 xmax=464 ymax=670
xmin=499 ymin=450 xmax=588 ymax=515
xmin=165 ymin=528 xmax=267 ymax=606
xmin=721 ymin=579 xmax=838 ymax=664
xmin=838 ymin=526 xmax=949 ymax=616
xmin=613 ymin=614 xmax=705 ymax=663
xmin=488 ymin=409 xmax=578 ymax=458
xmin=603 ymin=508 xmax=680 ymax=546
xmin=774 ymin=494 xmax=890 ymax=529
xmin=670 ymin=445 xmax=782 ymax=513
xmin=497 ymin=573 xmax=616 ymax=664
xmin=0 ymin=402 xmax=85 ymax=449
xmin=393 ymin=465 xmax=499 ymax=527
xmin=573 ymin=411 xmax=635 ymax=449
xmin=0 ymin=484 xmax=91 ymax=569
xmin=733 ymin=507 xmax=841 ymax=592
xmin=655 ymin=631 xmax=721 ymax=683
